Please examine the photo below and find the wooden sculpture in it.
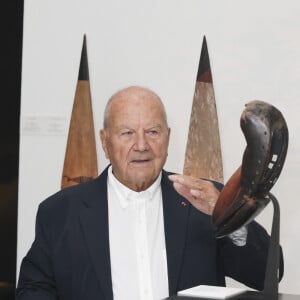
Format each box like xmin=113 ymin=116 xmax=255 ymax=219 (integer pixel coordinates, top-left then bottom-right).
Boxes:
xmin=183 ymin=36 xmax=223 ymax=183
xmin=212 ymin=101 xmax=289 ymax=237
xmin=61 ymin=35 xmax=98 ymax=189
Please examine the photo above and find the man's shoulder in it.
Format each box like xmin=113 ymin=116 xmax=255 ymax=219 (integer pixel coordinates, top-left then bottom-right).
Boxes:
xmin=39 ymin=171 xmax=108 ymax=213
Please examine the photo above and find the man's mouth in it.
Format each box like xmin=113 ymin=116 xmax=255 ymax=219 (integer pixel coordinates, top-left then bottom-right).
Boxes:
xmin=130 ymin=159 xmax=151 ymax=164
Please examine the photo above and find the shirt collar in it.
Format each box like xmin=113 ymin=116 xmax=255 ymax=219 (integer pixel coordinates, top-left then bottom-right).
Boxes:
xmin=107 ymin=166 xmax=162 ymax=209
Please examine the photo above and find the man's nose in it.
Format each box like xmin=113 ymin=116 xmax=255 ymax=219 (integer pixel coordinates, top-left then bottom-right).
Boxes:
xmin=134 ymin=132 xmax=149 ymax=151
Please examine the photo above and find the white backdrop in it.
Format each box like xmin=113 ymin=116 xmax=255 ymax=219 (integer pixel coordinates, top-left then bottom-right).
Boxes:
xmin=18 ymin=0 xmax=300 ymax=295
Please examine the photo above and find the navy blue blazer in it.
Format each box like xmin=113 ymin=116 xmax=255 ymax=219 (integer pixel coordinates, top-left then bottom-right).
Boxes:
xmin=17 ymin=167 xmax=282 ymax=299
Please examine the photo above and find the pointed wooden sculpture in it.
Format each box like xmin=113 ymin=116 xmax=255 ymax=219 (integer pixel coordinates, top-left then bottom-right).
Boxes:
xmin=183 ymin=36 xmax=223 ymax=183
xmin=61 ymin=35 xmax=98 ymax=189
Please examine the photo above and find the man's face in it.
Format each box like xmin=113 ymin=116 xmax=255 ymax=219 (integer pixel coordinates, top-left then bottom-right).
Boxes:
xmin=100 ymin=88 xmax=170 ymax=192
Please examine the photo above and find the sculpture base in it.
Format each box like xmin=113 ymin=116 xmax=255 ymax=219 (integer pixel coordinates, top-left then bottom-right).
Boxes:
xmin=164 ymin=290 xmax=300 ymax=300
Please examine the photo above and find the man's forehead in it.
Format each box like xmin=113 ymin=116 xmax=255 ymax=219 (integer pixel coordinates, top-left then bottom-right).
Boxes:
xmin=109 ymin=96 xmax=164 ymax=118
xmin=108 ymin=102 xmax=167 ymax=129
xmin=104 ymin=86 xmax=168 ymax=129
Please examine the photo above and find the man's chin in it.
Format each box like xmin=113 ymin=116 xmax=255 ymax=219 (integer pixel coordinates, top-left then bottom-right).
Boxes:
xmin=127 ymin=172 xmax=157 ymax=191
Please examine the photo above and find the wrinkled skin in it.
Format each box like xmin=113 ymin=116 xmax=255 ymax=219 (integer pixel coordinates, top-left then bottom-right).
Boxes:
xmin=100 ymin=86 xmax=170 ymax=192
xmin=168 ymin=174 xmax=220 ymax=216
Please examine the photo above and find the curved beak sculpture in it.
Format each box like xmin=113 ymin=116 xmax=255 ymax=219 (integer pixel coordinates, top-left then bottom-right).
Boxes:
xmin=212 ymin=101 xmax=289 ymax=238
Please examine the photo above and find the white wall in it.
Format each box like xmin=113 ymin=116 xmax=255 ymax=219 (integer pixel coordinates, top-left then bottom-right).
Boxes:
xmin=18 ymin=0 xmax=300 ymax=295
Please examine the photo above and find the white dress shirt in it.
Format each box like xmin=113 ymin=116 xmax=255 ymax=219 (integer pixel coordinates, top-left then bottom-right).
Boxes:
xmin=107 ymin=166 xmax=169 ymax=300
xmin=107 ymin=166 xmax=247 ymax=299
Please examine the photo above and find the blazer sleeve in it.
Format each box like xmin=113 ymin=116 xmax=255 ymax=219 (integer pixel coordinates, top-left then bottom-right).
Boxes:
xmin=16 ymin=204 xmax=58 ymax=300
xmin=211 ymin=179 xmax=284 ymax=291
xmin=217 ymin=220 xmax=284 ymax=291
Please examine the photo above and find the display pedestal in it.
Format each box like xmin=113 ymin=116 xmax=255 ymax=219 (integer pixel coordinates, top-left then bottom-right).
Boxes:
xmin=164 ymin=291 xmax=300 ymax=300
xmin=164 ymin=193 xmax=299 ymax=300
xmin=263 ymin=193 xmax=280 ymax=299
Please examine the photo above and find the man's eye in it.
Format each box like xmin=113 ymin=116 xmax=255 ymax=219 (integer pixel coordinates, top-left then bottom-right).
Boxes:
xmin=121 ymin=131 xmax=132 ymax=136
xmin=148 ymin=130 xmax=158 ymax=136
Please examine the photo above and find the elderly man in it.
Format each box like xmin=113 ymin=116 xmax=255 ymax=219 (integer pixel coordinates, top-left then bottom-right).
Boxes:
xmin=17 ymin=86 xmax=283 ymax=300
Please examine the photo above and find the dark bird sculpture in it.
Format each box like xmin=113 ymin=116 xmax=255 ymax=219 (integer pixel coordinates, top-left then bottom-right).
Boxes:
xmin=212 ymin=100 xmax=288 ymax=238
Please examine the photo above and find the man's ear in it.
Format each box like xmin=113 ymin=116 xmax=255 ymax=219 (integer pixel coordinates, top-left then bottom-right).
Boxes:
xmin=167 ymin=127 xmax=171 ymax=145
xmin=100 ymin=129 xmax=109 ymax=159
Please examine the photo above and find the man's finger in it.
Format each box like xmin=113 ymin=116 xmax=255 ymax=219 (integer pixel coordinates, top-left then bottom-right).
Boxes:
xmin=168 ymin=174 xmax=205 ymax=190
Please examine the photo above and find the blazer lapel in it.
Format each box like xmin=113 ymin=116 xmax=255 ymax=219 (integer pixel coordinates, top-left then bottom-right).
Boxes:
xmin=161 ymin=170 xmax=190 ymax=295
xmin=78 ymin=168 xmax=190 ymax=298
xmin=79 ymin=168 xmax=113 ymax=300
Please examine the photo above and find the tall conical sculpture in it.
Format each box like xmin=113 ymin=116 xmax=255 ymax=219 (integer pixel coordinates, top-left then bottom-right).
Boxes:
xmin=61 ymin=35 xmax=98 ymax=189
xmin=183 ymin=36 xmax=223 ymax=183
